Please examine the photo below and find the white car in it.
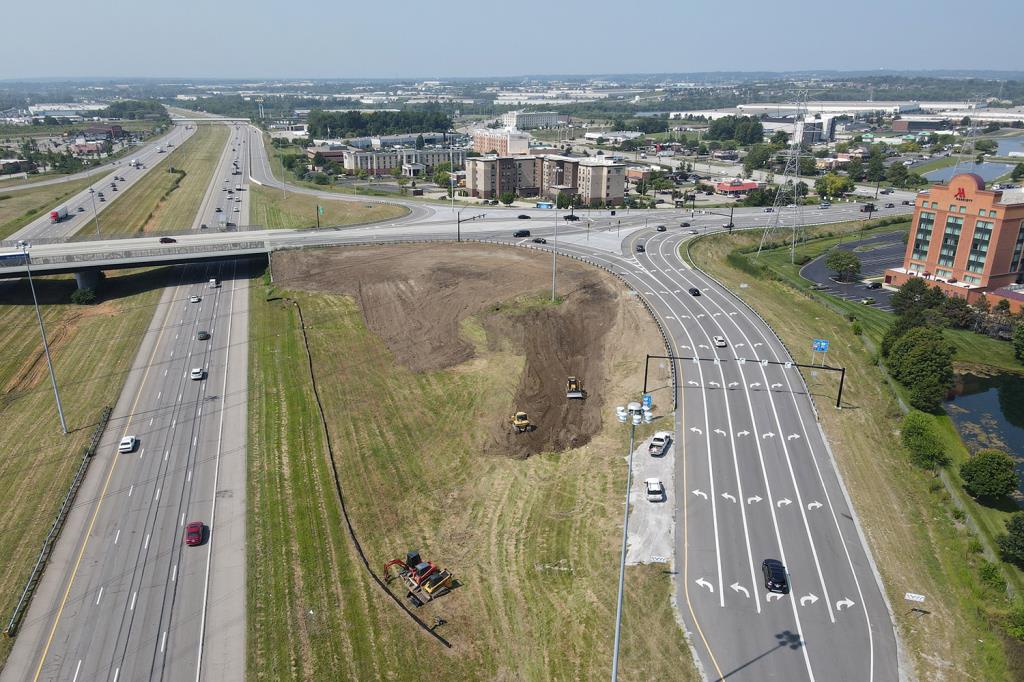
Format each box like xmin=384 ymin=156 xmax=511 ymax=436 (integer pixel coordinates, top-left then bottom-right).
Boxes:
xmin=118 ymin=436 xmax=137 ymax=453
xmin=189 ymin=295 xmax=201 ymax=303
xmin=713 ymin=335 xmax=727 ymax=348
xmin=190 ymin=368 xmax=205 ymax=380
xmin=649 ymin=431 xmax=672 ymax=456
xmin=645 ymin=478 xmax=666 ymax=502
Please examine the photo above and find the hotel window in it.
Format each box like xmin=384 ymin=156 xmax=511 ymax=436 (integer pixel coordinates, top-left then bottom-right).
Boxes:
xmin=909 ymin=263 xmax=924 ymax=272
xmin=1011 ymin=222 xmax=1024 ymax=272
xmin=960 ymin=206 xmax=967 ymax=214
xmin=936 ymin=269 xmax=953 ymax=279
xmin=911 ymin=211 xmax=935 ymax=260
xmin=966 ymin=220 xmax=993 ymax=273
xmin=963 ymin=274 xmax=981 ymax=284
xmin=949 ymin=204 xmax=957 ymax=212
xmin=937 ymin=215 xmax=962 ymax=267
xmin=931 ymin=202 xmax=938 ymax=209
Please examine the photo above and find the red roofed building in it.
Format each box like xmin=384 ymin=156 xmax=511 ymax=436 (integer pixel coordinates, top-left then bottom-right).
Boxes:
xmin=715 ymin=179 xmax=760 ymax=195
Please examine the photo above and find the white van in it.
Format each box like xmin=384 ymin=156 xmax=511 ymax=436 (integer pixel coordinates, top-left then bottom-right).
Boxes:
xmin=209 ymin=278 xmax=220 ymax=289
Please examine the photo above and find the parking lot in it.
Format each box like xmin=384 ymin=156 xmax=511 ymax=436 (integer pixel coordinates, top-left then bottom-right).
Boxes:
xmin=800 ymin=231 xmax=907 ymax=312
xmin=625 ymin=430 xmax=675 ymax=565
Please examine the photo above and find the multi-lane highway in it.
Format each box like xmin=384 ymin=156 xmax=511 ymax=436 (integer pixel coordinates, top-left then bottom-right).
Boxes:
xmin=2 ymin=123 xmax=916 ymax=681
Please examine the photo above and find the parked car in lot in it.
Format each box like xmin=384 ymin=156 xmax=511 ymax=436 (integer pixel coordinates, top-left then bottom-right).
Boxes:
xmin=762 ymin=559 xmax=789 ymax=593
xmin=532 ymin=237 xmax=547 ymax=244
xmin=688 ymin=287 xmax=701 ymax=296
xmin=860 ymin=298 xmax=877 ymax=305
xmin=185 ymin=521 xmax=204 ymax=546
xmin=645 ymin=478 xmax=666 ymax=502
xmin=713 ymin=335 xmax=727 ymax=347
xmin=865 ymin=282 xmax=882 ymax=290
xmin=513 ymin=229 xmax=530 ymax=238
xmin=649 ymin=432 xmax=671 ymax=456
xmin=118 ymin=436 xmax=137 ymax=453
xmin=159 ymin=237 xmax=177 ymax=244
xmin=518 ymin=214 xmax=531 ymax=219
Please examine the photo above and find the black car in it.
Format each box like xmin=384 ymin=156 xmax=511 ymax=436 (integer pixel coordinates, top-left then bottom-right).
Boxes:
xmin=656 ymin=225 xmax=667 ymax=232
xmin=532 ymin=237 xmax=547 ymax=244
xmin=762 ymin=559 xmax=789 ymax=593
xmin=513 ymin=229 xmax=531 ymax=238
xmin=866 ymin=282 xmax=882 ymax=289
xmin=564 ymin=214 xmax=580 ymax=221
xmin=518 ymin=214 xmax=531 ymax=219
xmin=885 ymin=202 xmax=895 ymax=208
xmin=635 ymin=243 xmax=645 ymax=253
xmin=159 ymin=236 xmax=177 ymax=244
xmin=197 ymin=330 xmax=211 ymax=341
xmin=688 ymin=287 xmax=701 ymax=296
xmin=680 ymin=222 xmax=690 ymax=227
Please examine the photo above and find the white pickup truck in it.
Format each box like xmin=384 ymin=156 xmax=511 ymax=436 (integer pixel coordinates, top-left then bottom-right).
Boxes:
xmin=649 ymin=431 xmax=672 ymax=456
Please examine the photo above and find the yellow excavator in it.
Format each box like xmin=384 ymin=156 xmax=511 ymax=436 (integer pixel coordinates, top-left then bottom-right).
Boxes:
xmin=510 ymin=411 xmax=534 ymax=433
xmin=565 ymin=376 xmax=585 ymax=399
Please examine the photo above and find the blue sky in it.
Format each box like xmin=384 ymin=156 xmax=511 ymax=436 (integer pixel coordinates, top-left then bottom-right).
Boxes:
xmin=2 ymin=0 xmax=1022 ymax=79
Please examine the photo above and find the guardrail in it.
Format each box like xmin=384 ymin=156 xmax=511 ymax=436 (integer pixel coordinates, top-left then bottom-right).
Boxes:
xmin=4 ymin=406 xmax=112 ymax=638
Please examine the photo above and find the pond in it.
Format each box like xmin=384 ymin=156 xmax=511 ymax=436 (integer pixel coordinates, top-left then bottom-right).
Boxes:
xmin=947 ymin=370 xmax=1024 ymax=494
xmin=924 ymin=161 xmax=1014 ymax=183
xmin=996 ymin=134 xmax=1024 ymax=157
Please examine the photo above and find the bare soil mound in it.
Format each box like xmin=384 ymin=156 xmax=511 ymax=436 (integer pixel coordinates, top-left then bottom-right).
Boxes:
xmin=273 ymin=243 xmax=642 ymax=456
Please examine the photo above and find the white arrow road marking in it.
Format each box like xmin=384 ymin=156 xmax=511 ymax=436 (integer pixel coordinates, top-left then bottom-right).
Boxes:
xmin=776 ymin=498 xmax=792 ymax=507
xmin=747 ymin=495 xmax=762 ymax=504
xmin=836 ymin=598 xmax=856 ymax=611
xmin=807 ymin=501 xmax=823 ymax=510
xmin=731 ymin=582 xmax=751 ymax=598
xmin=708 ymin=381 xmax=721 ymax=388
xmin=800 ymin=593 xmax=819 ymax=607
xmin=721 ymin=492 xmax=737 ymax=503
xmin=729 ymin=311 xmax=738 ymax=316
xmin=766 ymin=593 xmax=784 ymax=602
xmin=681 ymin=315 xmax=691 ymax=319
xmin=753 ymin=342 xmax=764 ymax=347
xmin=728 ymin=381 xmax=738 ymax=388
xmin=688 ymin=380 xmax=699 ymax=386
xmin=666 ymin=316 xmax=675 ymax=320
xmin=713 ymin=312 xmax=722 ymax=317
xmin=787 ymin=433 xmax=801 ymax=440
xmin=735 ymin=342 xmax=746 ymax=348
xmin=737 ymin=430 xmax=750 ymax=437
xmin=699 ymin=344 xmax=710 ymax=349
xmin=696 ymin=578 xmax=714 ymax=593
xmin=692 ymin=489 xmax=708 ymax=499
xmin=690 ymin=426 xmax=703 ymax=435
xmin=761 ymin=432 xmax=775 ymax=439
xmin=771 ymin=383 xmax=783 ymax=389
xmin=714 ymin=428 xmax=727 ymax=437
xmin=749 ymin=382 xmax=761 ymax=388
xmin=680 ymin=344 xmax=691 ymax=349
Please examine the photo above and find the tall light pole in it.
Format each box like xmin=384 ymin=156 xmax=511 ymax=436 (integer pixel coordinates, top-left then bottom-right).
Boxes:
xmin=18 ymin=241 xmax=67 ymax=434
xmin=611 ymin=401 xmax=645 ymax=680
xmin=551 ymin=214 xmax=558 ymax=302
xmin=88 ymin=188 xmax=101 ymax=238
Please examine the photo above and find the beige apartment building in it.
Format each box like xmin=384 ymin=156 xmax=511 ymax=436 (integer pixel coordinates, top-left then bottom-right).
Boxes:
xmin=341 ymin=148 xmax=464 ymax=176
xmin=471 ymin=128 xmax=531 ymax=156
xmin=465 ymin=155 xmax=624 ymax=205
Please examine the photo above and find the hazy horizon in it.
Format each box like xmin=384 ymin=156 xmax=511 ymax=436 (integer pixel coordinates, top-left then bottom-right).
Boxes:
xmin=3 ymin=0 xmax=1022 ymax=80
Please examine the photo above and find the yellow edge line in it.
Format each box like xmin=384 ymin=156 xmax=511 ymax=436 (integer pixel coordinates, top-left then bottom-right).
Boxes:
xmin=32 ymin=288 xmax=177 ymax=681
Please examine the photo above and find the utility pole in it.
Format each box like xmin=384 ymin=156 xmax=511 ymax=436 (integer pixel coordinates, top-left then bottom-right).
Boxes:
xmin=89 ymin=188 xmax=101 ymax=238
xmin=551 ymin=215 xmax=558 ymax=302
xmin=457 ymin=208 xmax=485 ymax=242
xmin=18 ymin=242 xmax=67 ymax=434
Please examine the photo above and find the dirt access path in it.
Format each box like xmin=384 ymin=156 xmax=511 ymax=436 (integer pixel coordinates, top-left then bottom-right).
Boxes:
xmin=273 ymin=242 xmax=656 ymax=457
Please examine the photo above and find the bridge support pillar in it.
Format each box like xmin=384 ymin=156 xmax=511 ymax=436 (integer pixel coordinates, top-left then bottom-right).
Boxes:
xmin=74 ymin=270 xmax=101 ymax=290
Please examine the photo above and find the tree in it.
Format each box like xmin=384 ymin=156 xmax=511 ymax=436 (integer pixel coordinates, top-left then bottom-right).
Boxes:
xmin=415 ymin=134 xmax=425 ymax=149
xmin=1012 ymin=163 xmax=1024 ymax=181
xmin=770 ymin=130 xmax=789 ymax=146
xmin=995 ymin=299 xmax=1012 ymax=316
xmin=867 ymin=150 xmax=886 ymax=182
xmin=887 ymin=326 xmax=954 ymax=412
xmin=743 ymin=144 xmax=774 ymax=175
xmin=311 ymin=152 xmax=326 ymax=168
xmin=556 ymin=191 xmax=571 ymax=209
xmin=814 ymin=173 xmax=855 ymax=198
xmin=900 ymin=411 xmax=949 ymax=468
xmin=798 ymin=157 xmax=817 ymax=176
xmin=961 ymin=449 xmax=1019 ymax=500
xmin=999 ymin=514 xmax=1024 ymax=567
xmin=890 ymin=277 xmax=945 ymax=317
xmin=846 ymin=157 xmax=865 ymax=182
xmin=1014 ymin=323 xmax=1024 ymax=362
xmin=824 ymin=250 xmax=862 ymax=281
xmin=498 ymin=191 xmax=516 ymax=206
xmin=941 ymin=296 xmax=978 ymax=329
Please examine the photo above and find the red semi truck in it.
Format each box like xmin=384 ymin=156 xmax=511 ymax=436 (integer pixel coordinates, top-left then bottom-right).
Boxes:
xmin=49 ymin=205 xmax=69 ymax=223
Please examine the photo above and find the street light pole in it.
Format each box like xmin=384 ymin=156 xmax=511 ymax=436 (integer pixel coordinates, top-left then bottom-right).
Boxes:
xmin=611 ymin=404 xmax=642 ymax=680
xmin=551 ymin=215 xmax=559 ymax=302
xmin=18 ymin=242 xmax=67 ymax=434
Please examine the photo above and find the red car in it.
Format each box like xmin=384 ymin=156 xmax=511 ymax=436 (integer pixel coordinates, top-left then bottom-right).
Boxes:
xmin=185 ymin=521 xmax=204 ymax=546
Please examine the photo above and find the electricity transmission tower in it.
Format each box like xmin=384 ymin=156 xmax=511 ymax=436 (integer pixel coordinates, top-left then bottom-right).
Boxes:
xmin=757 ymin=92 xmax=808 ymax=263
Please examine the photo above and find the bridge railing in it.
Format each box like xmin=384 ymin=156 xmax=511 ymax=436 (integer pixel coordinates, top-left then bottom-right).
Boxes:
xmin=0 ymin=240 xmax=267 ymax=271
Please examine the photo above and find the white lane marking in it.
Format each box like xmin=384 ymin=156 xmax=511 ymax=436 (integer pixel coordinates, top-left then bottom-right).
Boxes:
xmin=157 ymin=391 xmax=162 ymax=400
xmin=163 ymin=370 xmax=167 ymax=377
xmin=130 ymin=591 xmax=137 ymax=611
xmin=178 ymin=393 xmax=183 ymax=401
xmin=114 ymin=529 xmax=120 ymax=545
xmin=161 ymin=631 xmax=167 ymax=653
xmin=187 ymin=468 xmax=192 ymax=482
xmin=144 ymin=533 xmax=150 ymax=549
xmin=181 ymin=513 xmax=186 ymax=526
xmin=165 ymin=450 xmax=169 ymax=461
xmin=113 ymin=668 xmax=120 ymax=682
xmin=149 ymin=418 xmax=153 ymax=426
xmin=155 ymin=487 xmax=160 ymax=502
xmin=128 ymin=485 xmax=134 ymax=497
xmin=172 ymin=564 xmax=177 ymax=582
xmin=193 ymin=436 xmax=198 ymax=446
xmin=95 ymin=587 xmax=103 ymax=605
xmin=72 ymin=660 xmax=82 ymax=682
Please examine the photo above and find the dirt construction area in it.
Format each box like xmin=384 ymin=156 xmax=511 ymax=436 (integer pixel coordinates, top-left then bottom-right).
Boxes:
xmin=274 ymin=243 xmax=623 ymax=458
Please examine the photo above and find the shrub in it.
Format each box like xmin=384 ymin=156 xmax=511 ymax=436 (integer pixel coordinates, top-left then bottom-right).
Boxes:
xmin=900 ymin=411 xmax=949 ymax=468
xmin=962 ymin=449 xmax=1018 ymax=500
xmin=851 ymin=321 xmax=863 ymax=336
xmin=967 ymin=538 xmax=984 ymax=555
xmin=979 ymin=561 xmax=1006 ymax=591
xmin=952 ymin=507 xmax=965 ymax=521
xmin=69 ymin=287 xmax=97 ymax=305
xmin=1007 ymin=599 xmax=1024 ymax=641
xmin=998 ymin=513 xmax=1024 ymax=567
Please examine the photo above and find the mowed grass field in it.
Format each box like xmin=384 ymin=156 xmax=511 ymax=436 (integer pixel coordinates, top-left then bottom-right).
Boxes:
xmin=0 ymin=175 xmax=99 ymax=239
xmin=77 ymin=124 xmax=229 ymax=237
xmin=246 ymin=279 xmax=696 ymax=680
xmin=0 ymin=269 xmax=169 ymax=669
xmin=688 ymin=231 xmax=1021 ymax=680
xmin=249 ymin=184 xmax=408 ymax=228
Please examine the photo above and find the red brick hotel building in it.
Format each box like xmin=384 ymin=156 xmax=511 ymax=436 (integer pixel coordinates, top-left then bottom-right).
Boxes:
xmin=884 ymin=173 xmax=1024 ymax=313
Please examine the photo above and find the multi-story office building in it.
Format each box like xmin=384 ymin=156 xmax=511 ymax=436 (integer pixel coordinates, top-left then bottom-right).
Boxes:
xmin=471 ymin=128 xmax=531 ymax=156
xmin=465 ymin=155 xmax=624 ymax=205
xmin=341 ymin=148 xmax=464 ymax=176
xmin=884 ymin=173 xmax=1024 ymax=311
xmin=499 ymin=111 xmax=569 ymax=129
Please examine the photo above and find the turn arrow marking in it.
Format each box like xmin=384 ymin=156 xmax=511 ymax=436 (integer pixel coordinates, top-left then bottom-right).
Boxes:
xmin=807 ymin=501 xmax=823 ymax=510
xmin=692 ymin=489 xmax=708 ymax=499
xmin=800 ymin=593 xmax=819 ymax=607
xmin=787 ymin=433 xmax=801 ymax=440
xmin=771 ymin=383 xmax=783 ymax=389
xmin=735 ymin=342 xmax=746 ymax=348
xmin=761 ymin=432 xmax=775 ymax=439
xmin=766 ymin=593 xmax=784 ymax=602
xmin=749 ymin=382 xmax=761 ymax=388
xmin=708 ymin=381 xmax=721 ymax=388
xmin=753 ymin=342 xmax=763 ymax=347
xmin=728 ymin=381 xmax=739 ymax=388
xmin=836 ymin=598 xmax=855 ymax=611
xmin=688 ymin=380 xmax=699 ymax=386
xmin=690 ymin=426 xmax=703 ymax=435
xmin=746 ymin=495 xmax=762 ymax=504
xmin=713 ymin=428 xmax=727 ymax=437
xmin=696 ymin=578 xmax=714 ymax=593
xmin=731 ymin=582 xmax=750 ymax=598
xmin=776 ymin=498 xmax=792 ymax=507
xmin=737 ymin=430 xmax=750 ymax=437
xmin=721 ymin=492 xmax=737 ymax=503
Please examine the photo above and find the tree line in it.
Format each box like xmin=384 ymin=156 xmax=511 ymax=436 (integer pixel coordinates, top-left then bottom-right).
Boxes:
xmin=307 ymin=110 xmax=452 ymax=138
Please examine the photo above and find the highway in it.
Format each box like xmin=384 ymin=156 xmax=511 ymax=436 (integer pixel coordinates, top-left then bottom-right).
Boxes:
xmin=1 ymin=123 xmax=916 ymax=681
xmin=9 ymin=125 xmax=198 ymax=243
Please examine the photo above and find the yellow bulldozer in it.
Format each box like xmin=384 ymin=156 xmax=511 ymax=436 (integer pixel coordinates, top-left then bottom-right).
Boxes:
xmin=510 ymin=411 xmax=535 ymax=433
xmin=565 ymin=376 xmax=586 ymax=400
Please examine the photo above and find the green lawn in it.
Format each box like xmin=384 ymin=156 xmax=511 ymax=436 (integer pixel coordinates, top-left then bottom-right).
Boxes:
xmin=0 ymin=175 xmax=100 ymax=239
xmin=688 ymin=229 xmax=1024 ymax=680
xmin=0 ymin=269 xmax=168 ymax=669
xmin=249 ymin=183 xmax=407 ymax=228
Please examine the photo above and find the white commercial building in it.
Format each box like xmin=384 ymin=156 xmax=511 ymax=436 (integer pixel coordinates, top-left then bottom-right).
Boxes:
xmin=583 ymin=131 xmax=644 ymax=144
xmin=471 ymin=128 xmax=531 ymax=156
xmin=499 ymin=111 xmax=569 ymax=129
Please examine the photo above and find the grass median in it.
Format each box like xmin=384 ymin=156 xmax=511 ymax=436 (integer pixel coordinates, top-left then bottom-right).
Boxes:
xmin=246 ymin=249 xmax=695 ymax=681
xmin=688 ymin=226 xmax=1023 ymax=680
xmin=76 ymin=124 xmax=229 ymax=237
xmin=249 ymin=183 xmax=407 ymax=228
xmin=0 ymin=269 xmax=168 ymax=668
